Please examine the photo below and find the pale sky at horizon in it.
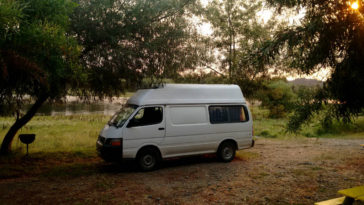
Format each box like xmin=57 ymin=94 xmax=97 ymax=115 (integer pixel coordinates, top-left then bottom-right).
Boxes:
xmin=196 ymin=0 xmax=330 ymax=81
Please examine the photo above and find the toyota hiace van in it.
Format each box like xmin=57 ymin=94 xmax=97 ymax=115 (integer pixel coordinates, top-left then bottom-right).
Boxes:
xmin=97 ymin=84 xmax=254 ymax=171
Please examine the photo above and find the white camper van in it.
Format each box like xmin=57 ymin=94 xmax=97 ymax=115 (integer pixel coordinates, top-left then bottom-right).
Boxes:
xmin=97 ymin=84 xmax=254 ymax=171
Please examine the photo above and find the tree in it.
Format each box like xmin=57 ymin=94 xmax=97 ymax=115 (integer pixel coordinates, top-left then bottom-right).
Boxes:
xmin=257 ymin=79 xmax=296 ymax=118
xmin=0 ymin=0 xmax=81 ymax=154
xmin=0 ymin=0 xmax=203 ymax=154
xmin=259 ymin=0 xmax=364 ymax=131
xmin=174 ymin=72 xmax=229 ymax=84
xmin=203 ymin=0 xmax=282 ymax=97
xmin=70 ymin=0 xmax=202 ymax=94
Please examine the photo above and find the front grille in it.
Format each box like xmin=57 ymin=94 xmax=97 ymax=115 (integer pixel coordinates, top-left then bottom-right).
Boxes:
xmin=98 ymin=136 xmax=106 ymax=144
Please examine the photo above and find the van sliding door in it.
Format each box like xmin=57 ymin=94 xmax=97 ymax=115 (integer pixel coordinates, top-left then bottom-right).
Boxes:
xmin=162 ymin=105 xmax=211 ymax=157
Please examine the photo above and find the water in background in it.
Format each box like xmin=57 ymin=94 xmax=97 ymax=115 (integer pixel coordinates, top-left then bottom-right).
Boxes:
xmin=23 ymin=97 xmax=128 ymax=116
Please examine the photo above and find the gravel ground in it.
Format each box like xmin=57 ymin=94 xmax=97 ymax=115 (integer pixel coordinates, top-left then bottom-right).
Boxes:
xmin=0 ymin=138 xmax=363 ymax=204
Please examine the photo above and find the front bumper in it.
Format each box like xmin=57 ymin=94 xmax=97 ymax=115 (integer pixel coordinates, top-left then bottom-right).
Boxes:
xmin=96 ymin=136 xmax=123 ymax=162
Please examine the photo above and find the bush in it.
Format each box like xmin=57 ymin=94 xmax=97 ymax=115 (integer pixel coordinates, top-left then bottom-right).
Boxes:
xmin=174 ymin=73 xmax=229 ymax=84
xmin=258 ymin=80 xmax=296 ymax=118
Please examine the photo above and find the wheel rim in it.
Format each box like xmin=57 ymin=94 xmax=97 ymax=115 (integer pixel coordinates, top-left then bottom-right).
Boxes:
xmin=222 ymin=146 xmax=233 ymax=159
xmin=142 ymin=154 xmax=155 ymax=168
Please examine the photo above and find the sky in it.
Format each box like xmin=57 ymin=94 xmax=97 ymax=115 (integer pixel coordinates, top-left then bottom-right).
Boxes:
xmin=195 ymin=0 xmax=330 ymax=81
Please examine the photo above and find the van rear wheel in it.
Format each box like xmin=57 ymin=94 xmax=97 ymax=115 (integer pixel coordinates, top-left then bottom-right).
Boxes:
xmin=137 ymin=148 xmax=159 ymax=171
xmin=218 ymin=141 xmax=236 ymax=162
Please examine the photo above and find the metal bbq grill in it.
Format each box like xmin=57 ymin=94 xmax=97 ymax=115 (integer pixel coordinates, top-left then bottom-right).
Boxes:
xmin=19 ymin=134 xmax=35 ymax=156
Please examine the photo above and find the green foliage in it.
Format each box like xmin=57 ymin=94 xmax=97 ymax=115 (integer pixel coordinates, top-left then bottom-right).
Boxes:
xmin=0 ymin=0 xmax=82 ymax=154
xmin=252 ymin=105 xmax=364 ymax=139
xmin=0 ymin=0 xmax=81 ymax=110
xmin=257 ymin=80 xmax=296 ymax=118
xmin=22 ymin=0 xmax=76 ymax=27
xmin=314 ymin=116 xmax=364 ymax=137
xmin=260 ymin=0 xmax=364 ymax=129
xmin=71 ymin=0 xmax=203 ymax=96
xmin=286 ymin=86 xmax=362 ymax=133
xmin=203 ymin=0 xmax=267 ymax=78
xmin=286 ymin=86 xmax=323 ymax=132
xmin=174 ymin=72 xmax=229 ymax=84
xmin=0 ymin=0 xmax=23 ymax=37
xmin=202 ymin=0 xmax=283 ymax=98
xmin=236 ymin=77 xmax=268 ymax=99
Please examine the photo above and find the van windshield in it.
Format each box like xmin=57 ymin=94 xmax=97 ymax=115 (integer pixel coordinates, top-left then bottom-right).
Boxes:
xmin=108 ymin=104 xmax=138 ymax=127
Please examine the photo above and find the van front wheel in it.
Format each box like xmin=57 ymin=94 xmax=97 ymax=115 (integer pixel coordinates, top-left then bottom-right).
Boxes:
xmin=137 ymin=148 xmax=159 ymax=171
xmin=218 ymin=142 xmax=236 ymax=162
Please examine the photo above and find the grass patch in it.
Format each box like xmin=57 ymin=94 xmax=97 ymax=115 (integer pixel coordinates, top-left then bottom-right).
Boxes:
xmin=252 ymin=107 xmax=291 ymax=139
xmin=313 ymin=116 xmax=364 ymax=138
xmin=0 ymin=114 xmax=110 ymax=154
xmin=0 ymin=115 xmax=107 ymax=178
xmin=251 ymin=106 xmax=364 ymax=139
xmin=0 ymin=106 xmax=362 ymax=159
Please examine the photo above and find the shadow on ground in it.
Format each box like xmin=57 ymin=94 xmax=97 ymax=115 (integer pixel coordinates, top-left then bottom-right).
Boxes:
xmin=0 ymin=153 xmax=223 ymax=179
xmin=96 ymin=154 xmax=220 ymax=174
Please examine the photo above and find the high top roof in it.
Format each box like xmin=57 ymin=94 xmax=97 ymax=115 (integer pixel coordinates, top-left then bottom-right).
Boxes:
xmin=127 ymin=84 xmax=245 ymax=106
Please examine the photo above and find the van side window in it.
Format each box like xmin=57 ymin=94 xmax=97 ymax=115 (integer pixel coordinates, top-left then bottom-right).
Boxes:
xmin=209 ymin=105 xmax=249 ymax=124
xmin=129 ymin=107 xmax=163 ymax=127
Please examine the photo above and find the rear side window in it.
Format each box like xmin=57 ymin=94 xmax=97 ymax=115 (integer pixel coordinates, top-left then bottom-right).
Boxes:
xmin=209 ymin=105 xmax=249 ymax=124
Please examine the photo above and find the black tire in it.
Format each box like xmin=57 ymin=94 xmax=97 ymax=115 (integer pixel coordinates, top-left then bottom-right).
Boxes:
xmin=218 ymin=141 xmax=236 ymax=162
xmin=137 ymin=148 xmax=159 ymax=171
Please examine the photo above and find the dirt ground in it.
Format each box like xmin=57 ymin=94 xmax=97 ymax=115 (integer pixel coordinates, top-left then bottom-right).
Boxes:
xmin=0 ymin=138 xmax=363 ymax=205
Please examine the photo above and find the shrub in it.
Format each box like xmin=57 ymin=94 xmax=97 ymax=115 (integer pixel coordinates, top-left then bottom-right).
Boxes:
xmin=258 ymin=80 xmax=296 ymax=118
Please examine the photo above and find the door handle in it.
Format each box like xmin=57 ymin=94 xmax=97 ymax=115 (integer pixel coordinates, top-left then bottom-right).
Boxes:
xmin=158 ymin=127 xmax=165 ymax=130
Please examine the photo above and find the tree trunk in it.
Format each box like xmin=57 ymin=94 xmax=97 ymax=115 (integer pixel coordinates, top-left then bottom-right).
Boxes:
xmin=0 ymin=95 xmax=48 ymax=155
xmin=227 ymin=2 xmax=233 ymax=83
